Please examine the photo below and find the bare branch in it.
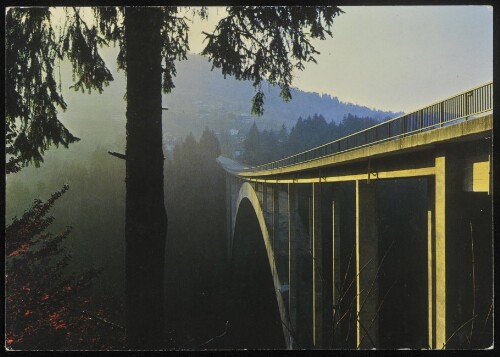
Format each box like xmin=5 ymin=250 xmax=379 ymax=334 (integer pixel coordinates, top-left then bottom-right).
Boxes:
xmin=83 ymin=311 xmax=125 ymax=330
xmin=357 ymin=240 xmax=395 ymax=319
xmin=468 ymin=220 xmax=476 ymax=345
xmin=483 ymin=300 xmax=493 ymax=329
xmin=358 ymin=280 xmax=396 ymax=347
xmin=441 ymin=317 xmax=475 ymax=349
xmin=108 ymin=151 xmax=126 ymax=160
xmin=195 ymin=321 xmax=229 ymax=349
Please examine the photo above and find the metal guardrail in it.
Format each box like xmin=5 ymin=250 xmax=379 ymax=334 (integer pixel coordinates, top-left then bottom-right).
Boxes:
xmin=249 ymin=81 xmax=493 ymax=172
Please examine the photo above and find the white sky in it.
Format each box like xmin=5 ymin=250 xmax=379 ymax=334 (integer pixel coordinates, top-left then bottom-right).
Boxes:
xmin=188 ymin=6 xmax=493 ymax=113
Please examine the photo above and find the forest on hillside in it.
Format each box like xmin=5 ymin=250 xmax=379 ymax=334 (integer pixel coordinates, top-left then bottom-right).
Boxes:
xmin=5 ymin=107 xmax=384 ymax=349
xmin=6 ymin=106 xmax=493 ymax=350
xmin=241 ymin=113 xmax=379 ymax=166
xmin=166 ymin=53 xmax=401 ymax=138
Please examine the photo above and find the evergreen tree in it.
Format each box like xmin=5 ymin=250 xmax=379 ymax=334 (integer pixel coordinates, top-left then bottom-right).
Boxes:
xmin=164 ymin=130 xmax=227 ymax=347
xmin=243 ymin=113 xmax=381 ymax=162
xmin=242 ymin=121 xmax=260 ymax=165
xmin=277 ymin=123 xmax=288 ymax=160
xmin=199 ymin=127 xmax=222 ymax=186
xmin=338 ymin=113 xmax=380 ymax=137
xmin=199 ymin=127 xmax=221 ymax=161
xmin=6 ymin=6 xmax=343 ymax=348
xmin=5 ymin=186 xmax=125 ymax=350
xmin=264 ymin=129 xmax=279 ymax=162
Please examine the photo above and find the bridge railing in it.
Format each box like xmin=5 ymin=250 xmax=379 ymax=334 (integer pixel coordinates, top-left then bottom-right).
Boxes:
xmin=250 ymin=81 xmax=493 ymax=171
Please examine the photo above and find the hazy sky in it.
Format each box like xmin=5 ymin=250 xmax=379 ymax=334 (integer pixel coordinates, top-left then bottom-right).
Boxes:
xmin=188 ymin=6 xmax=493 ymax=113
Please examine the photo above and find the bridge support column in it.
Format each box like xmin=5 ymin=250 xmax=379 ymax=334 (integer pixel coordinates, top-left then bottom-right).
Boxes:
xmin=288 ymin=184 xmax=297 ymax=348
xmin=427 ymin=179 xmax=436 ymax=349
xmin=226 ymin=175 xmax=238 ymax=261
xmin=312 ymin=182 xmax=323 ymax=348
xmin=434 ymin=150 xmax=474 ymax=349
xmin=263 ymin=183 xmax=268 ymax=213
xmin=272 ymin=185 xmax=280 ymax=258
xmin=355 ymin=180 xmax=379 ymax=349
xmin=331 ymin=186 xmax=342 ymax=347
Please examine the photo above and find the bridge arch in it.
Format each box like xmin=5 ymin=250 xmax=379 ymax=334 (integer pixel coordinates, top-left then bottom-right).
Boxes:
xmin=229 ymin=182 xmax=290 ymax=348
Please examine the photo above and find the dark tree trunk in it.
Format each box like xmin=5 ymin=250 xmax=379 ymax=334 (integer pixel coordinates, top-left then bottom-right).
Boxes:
xmin=124 ymin=8 xmax=166 ymax=349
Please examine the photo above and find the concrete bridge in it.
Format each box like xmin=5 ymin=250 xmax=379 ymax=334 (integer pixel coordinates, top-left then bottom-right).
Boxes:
xmin=217 ymin=82 xmax=493 ymax=350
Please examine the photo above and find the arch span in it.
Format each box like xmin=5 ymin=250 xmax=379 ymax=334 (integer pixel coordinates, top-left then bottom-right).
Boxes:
xmin=230 ymin=182 xmax=290 ymax=349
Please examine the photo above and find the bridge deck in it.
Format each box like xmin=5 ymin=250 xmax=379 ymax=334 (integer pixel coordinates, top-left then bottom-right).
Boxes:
xmin=218 ymin=81 xmax=492 ymax=181
xmin=218 ymin=113 xmax=492 ymax=181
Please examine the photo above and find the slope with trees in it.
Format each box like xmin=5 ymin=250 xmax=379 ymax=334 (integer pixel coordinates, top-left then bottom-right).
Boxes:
xmin=163 ymin=128 xmax=227 ymax=348
xmin=241 ymin=113 xmax=380 ymax=166
xmin=6 ymin=6 xmax=344 ymax=348
xmin=5 ymin=186 xmax=125 ymax=350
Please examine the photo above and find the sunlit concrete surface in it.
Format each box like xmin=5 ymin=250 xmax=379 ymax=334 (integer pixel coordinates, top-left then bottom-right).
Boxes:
xmin=220 ymin=114 xmax=492 ymax=180
xmin=219 ymin=105 xmax=492 ymax=349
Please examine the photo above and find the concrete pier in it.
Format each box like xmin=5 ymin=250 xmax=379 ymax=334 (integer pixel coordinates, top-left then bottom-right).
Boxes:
xmin=218 ymin=112 xmax=492 ymax=349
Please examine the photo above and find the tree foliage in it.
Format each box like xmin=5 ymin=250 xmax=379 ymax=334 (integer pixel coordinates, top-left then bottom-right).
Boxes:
xmin=6 ymin=5 xmax=344 ymax=348
xmin=6 ymin=8 xmax=72 ymax=174
xmin=202 ymin=6 xmax=343 ymax=115
xmin=5 ymin=185 xmax=125 ymax=350
xmin=6 ymin=6 xmax=343 ymax=173
xmin=6 ymin=7 xmax=113 ymax=173
xmin=241 ymin=113 xmax=380 ymax=165
xmin=164 ymin=128 xmax=227 ymax=347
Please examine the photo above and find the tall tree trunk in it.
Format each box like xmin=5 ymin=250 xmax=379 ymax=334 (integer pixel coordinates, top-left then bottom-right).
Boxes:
xmin=124 ymin=8 xmax=166 ymax=349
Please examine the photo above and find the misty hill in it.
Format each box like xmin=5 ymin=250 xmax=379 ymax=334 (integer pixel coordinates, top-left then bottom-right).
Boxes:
xmin=6 ymin=49 xmax=403 ymax=307
xmin=57 ymin=49 xmax=402 ymax=149
xmin=163 ymin=53 xmax=402 ymax=139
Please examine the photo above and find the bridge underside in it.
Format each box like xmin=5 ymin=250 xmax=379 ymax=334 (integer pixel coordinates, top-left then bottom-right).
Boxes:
xmin=222 ymin=114 xmax=493 ymax=349
xmin=226 ymin=197 xmax=286 ymax=349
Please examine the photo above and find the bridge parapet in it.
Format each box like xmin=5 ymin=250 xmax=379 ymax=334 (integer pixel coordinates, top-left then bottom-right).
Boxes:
xmin=250 ymin=81 xmax=492 ymax=172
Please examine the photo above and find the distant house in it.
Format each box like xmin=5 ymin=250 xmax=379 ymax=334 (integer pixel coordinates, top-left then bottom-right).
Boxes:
xmin=165 ymin=144 xmax=175 ymax=152
xmin=238 ymin=113 xmax=253 ymax=123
